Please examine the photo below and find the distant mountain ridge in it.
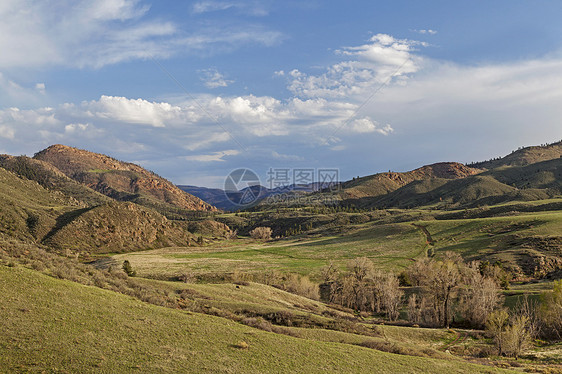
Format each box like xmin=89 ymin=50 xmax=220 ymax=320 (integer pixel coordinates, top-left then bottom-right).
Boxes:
xmin=34 ymin=144 xmax=216 ymax=217
xmin=180 ymin=182 xmax=340 ymax=211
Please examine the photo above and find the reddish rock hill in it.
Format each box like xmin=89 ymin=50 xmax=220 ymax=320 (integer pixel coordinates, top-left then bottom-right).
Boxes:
xmin=34 ymin=145 xmax=217 ymax=215
xmin=341 ymin=162 xmax=482 ymax=199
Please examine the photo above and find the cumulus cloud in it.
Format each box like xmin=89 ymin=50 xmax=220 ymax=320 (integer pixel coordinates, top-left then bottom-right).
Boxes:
xmin=2 ymin=31 xmax=562 ymax=187
xmin=64 ymin=123 xmax=90 ymax=133
xmin=348 ymin=118 xmax=392 ymax=134
xmin=0 ymin=0 xmax=283 ymax=69
xmin=79 ymin=95 xmax=193 ymax=127
xmin=286 ymin=34 xmax=425 ymax=99
xmin=199 ymin=68 xmax=234 ymax=88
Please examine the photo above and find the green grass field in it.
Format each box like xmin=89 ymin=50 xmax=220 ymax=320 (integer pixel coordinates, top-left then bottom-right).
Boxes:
xmin=115 ymin=209 xmax=562 ymax=282
xmin=0 ymin=265 xmax=513 ymax=373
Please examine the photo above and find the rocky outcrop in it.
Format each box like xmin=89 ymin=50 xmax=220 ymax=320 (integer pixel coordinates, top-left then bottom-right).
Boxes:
xmin=44 ymin=201 xmax=194 ymax=256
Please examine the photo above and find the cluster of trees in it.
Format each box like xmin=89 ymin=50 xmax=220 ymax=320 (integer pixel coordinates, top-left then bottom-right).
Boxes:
xmin=284 ymin=223 xmax=313 ymax=237
xmin=322 ymin=254 xmax=505 ymax=328
xmin=321 ymin=258 xmax=403 ymax=321
xmin=319 ymin=254 xmax=562 ymax=358
xmin=405 ymin=253 xmax=505 ymax=328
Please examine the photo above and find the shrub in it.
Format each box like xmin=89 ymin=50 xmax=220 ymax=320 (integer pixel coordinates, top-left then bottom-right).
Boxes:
xmin=122 ymin=260 xmax=136 ymax=277
xmin=283 ymin=273 xmax=319 ymax=300
xmin=234 ymin=341 xmax=249 ymax=350
xmin=249 ymin=226 xmax=272 ymax=240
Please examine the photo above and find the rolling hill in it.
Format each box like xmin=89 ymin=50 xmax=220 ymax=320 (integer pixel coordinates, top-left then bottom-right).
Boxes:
xmin=364 ymin=157 xmax=562 ymax=209
xmin=0 ymin=163 xmax=194 ymax=257
xmin=470 ymin=140 xmax=562 ymax=169
xmin=337 ymin=162 xmax=482 ymax=200
xmin=0 ymin=264 xmax=513 ymax=373
xmin=34 ymin=144 xmax=217 ymax=217
xmin=0 ymin=154 xmax=111 ymax=207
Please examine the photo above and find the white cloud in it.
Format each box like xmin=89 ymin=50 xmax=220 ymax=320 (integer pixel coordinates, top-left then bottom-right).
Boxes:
xmin=347 ymin=118 xmax=374 ymax=133
xmin=0 ymin=73 xmax=47 ymax=106
xmin=0 ymin=107 xmax=59 ymax=126
xmin=271 ymin=151 xmax=304 ymax=161
xmin=184 ymin=149 xmax=240 ymax=162
xmin=285 ymin=34 xmax=425 ymax=99
xmin=199 ymin=68 xmax=234 ymax=89
xmin=0 ymin=0 xmax=283 ymax=69
xmin=376 ymin=124 xmax=394 ymax=135
xmin=80 ymin=95 xmax=194 ymax=127
xmin=35 ymin=83 xmax=46 ymax=95
xmin=64 ymin=123 xmax=90 ymax=133
xmin=183 ymin=132 xmax=231 ymax=151
xmin=3 ymin=33 xmax=562 ymax=181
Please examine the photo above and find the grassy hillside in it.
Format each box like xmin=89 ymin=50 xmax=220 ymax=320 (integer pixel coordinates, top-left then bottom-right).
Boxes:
xmin=338 ymin=162 xmax=481 ymax=200
xmin=471 ymin=141 xmax=562 ymax=169
xmin=34 ymin=144 xmax=217 ymax=217
xmin=44 ymin=201 xmax=195 ymax=256
xmin=0 ymin=154 xmax=111 ymax=207
xmin=0 ymin=165 xmax=197 ymax=256
xmin=0 ymin=265 xmax=511 ymax=373
xmin=356 ymin=158 xmax=562 ymax=210
xmin=0 ymin=166 xmax=74 ymax=242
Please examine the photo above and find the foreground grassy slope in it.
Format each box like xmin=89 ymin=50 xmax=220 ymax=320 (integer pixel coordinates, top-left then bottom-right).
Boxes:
xmin=0 ymin=265 xmax=509 ymax=373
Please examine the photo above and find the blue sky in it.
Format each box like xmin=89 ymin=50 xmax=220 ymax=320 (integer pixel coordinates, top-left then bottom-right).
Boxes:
xmin=1 ymin=0 xmax=562 ymax=188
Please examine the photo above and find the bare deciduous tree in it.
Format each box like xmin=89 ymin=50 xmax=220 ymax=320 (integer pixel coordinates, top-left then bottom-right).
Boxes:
xmin=380 ymin=274 xmax=403 ymax=321
xmin=459 ymin=263 xmax=503 ymax=328
xmin=409 ymin=252 xmax=464 ymax=327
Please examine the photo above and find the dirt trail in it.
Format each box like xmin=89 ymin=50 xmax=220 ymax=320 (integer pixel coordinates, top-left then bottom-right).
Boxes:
xmin=441 ymin=329 xmax=469 ymax=351
xmin=411 ymin=223 xmax=435 ymax=246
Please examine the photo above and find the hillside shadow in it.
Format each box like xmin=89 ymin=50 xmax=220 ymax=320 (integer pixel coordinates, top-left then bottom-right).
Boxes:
xmin=41 ymin=206 xmax=97 ymax=244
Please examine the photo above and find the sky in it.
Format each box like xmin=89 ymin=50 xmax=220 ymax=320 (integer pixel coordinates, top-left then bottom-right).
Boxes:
xmin=1 ymin=0 xmax=562 ymax=188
